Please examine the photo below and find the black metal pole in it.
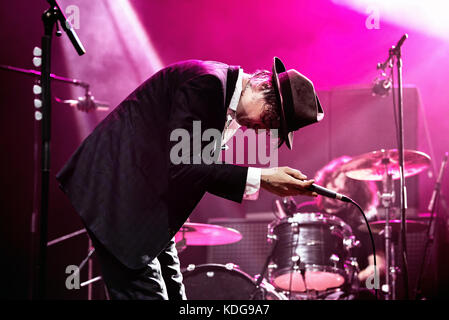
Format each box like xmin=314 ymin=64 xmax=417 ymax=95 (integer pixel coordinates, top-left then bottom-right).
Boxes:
xmin=415 ymin=152 xmax=448 ymax=299
xmin=391 ymin=34 xmax=410 ymax=299
xmin=377 ymin=34 xmax=409 ymax=299
xmin=0 ymin=64 xmax=90 ymax=89
xmin=32 ymin=1 xmax=85 ymax=299
xmin=32 ymin=7 xmax=57 ymax=300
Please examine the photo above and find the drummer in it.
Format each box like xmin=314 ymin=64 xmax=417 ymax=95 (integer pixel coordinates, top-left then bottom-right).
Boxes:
xmin=307 ymin=156 xmax=386 ymax=294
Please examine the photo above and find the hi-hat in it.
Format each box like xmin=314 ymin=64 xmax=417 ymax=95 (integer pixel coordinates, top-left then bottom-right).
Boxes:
xmin=175 ymin=222 xmax=242 ymax=246
xmin=341 ymin=149 xmax=431 ymax=181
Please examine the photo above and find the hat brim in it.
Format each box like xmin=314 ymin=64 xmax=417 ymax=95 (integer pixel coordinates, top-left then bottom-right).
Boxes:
xmin=272 ymin=57 xmax=293 ymax=149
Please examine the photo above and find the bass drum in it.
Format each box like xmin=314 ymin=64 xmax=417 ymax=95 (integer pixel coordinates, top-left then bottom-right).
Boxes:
xmin=182 ymin=263 xmax=287 ymax=300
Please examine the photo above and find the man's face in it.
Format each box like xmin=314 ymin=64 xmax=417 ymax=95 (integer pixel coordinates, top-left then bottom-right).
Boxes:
xmin=235 ymin=85 xmax=267 ymax=131
xmin=235 ymin=83 xmax=280 ymax=132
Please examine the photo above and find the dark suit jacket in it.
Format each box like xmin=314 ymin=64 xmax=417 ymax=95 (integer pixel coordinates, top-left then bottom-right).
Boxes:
xmin=56 ymin=60 xmax=248 ymax=269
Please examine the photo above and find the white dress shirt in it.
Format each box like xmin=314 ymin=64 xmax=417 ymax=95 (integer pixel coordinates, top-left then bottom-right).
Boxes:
xmin=222 ymin=68 xmax=261 ymax=200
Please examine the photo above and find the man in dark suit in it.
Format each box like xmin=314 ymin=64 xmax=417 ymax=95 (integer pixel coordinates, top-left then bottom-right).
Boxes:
xmin=56 ymin=57 xmax=324 ymax=299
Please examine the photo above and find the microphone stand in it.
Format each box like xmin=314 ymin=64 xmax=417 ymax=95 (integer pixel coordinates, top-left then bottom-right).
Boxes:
xmin=393 ymin=34 xmax=410 ymax=300
xmin=377 ymin=34 xmax=409 ymax=299
xmin=414 ymin=152 xmax=448 ymax=299
xmin=33 ymin=0 xmax=85 ymax=300
xmin=0 ymin=64 xmax=89 ymax=90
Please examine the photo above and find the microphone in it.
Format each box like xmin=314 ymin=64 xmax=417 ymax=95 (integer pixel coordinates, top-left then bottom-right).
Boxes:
xmin=55 ymin=92 xmax=110 ymax=112
xmin=307 ymin=184 xmax=352 ymax=203
xmin=48 ymin=0 xmax=86 ymax=56
xmin=377 ymin=34 xmax=408 ymax=70
xmin=394 ymin=34 xmax=408 ymax=51
xmin=372 ymin=76 xmax=392 ymax=97
xmin=427 ymin=152 xmax=448 ymax=212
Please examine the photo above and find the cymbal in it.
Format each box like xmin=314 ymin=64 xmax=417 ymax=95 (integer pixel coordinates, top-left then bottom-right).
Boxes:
xmin=341 ymin=149 xmax=431 ymax=181
xmin=175 ymin=222 xmax=242 ymax=246
xmin=358 ymin=219 xmax=427 ymax=234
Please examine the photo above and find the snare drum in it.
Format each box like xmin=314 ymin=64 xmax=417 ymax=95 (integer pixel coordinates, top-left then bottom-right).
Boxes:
xmin=182 ymin=263 xmax=287 ymax=300
xmin=267 ymin=212 xmax=358 ymax=293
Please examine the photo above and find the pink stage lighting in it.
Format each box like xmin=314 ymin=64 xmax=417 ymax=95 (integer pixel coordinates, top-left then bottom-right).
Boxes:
xmin=333 ymin=0 xmax=449 ymax=40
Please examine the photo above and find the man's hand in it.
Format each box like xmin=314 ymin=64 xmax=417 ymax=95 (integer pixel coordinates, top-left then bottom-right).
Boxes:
xmin=260 ymin=167 xmax=317 ymax=197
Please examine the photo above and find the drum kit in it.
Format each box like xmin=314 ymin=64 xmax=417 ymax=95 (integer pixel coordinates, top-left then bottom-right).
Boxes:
xmin=176 ymin=148 xmax=432 ymax=300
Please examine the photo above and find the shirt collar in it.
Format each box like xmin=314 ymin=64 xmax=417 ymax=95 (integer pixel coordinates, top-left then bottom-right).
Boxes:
xmin=228 ymin=68 xmax=243 ymax=112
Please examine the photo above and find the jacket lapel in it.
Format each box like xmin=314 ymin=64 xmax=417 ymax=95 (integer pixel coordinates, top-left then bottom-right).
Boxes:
xmin=225 ymin=65 xmax=240 ymax=111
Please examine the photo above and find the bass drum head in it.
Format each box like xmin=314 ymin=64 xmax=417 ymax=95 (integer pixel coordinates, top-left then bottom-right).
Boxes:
xmin=272 ymin=269 xmax=346 ymax=292
xmin=182 ymin=263 xmax=286 ymax=300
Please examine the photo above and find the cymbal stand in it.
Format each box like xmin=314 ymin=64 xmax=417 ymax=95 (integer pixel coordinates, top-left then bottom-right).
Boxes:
xmin=379 ymin=155 xmax=396 ymax=300
xmin=46 ymin=229 xmax=104 ymax=300
xmin=175 ymin=217 xmax=190 ymax=253
xmin=175 ymin=229 xmax=187 ymax=253
xmin=415 ymin=152 xmax=449 ymax=299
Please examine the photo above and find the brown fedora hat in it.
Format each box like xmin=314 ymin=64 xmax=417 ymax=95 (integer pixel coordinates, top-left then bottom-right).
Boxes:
xmin=272 ymin=57 xmax=324 ymax=149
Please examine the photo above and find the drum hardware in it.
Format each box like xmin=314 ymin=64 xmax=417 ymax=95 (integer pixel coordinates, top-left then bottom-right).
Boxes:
xmin=286 ymin=283 xmax=351 ymax=300
xmin=266 ymin=212 xmax=356 ymax=295
xmin=252 ymin=275 xmax=286 ymax=300
xmin=265 ymin=215 xmax=302 ymax=298
xmin=251 ymin=275 xmax=267 ymax=300
xmin=291 ymin=221 xmax=299 ymax=234
xmin=379 ymin=157 xmax=396 ymax=300
xmin=224 ymin=262 xmax=239 ymax=270
xmin=341 ymin=149 xmax=431 ymax=182
xmin=185 ymin=262 xmax=239 ymax=275
xmin=343 ymin=235 xmax=360 ymax=249
xmin=258 ymin=222 xmax=307 ymax=299
xmin=361 ymin=220 xmax=427 ymax=234
xmin=415 ymin=152 xmax=449 ymax=299
xmin=342 ymin=148 xmax=432 ymax=300
xmin=174 ymin=222 xmax=242 ymax=253
xmin=185 ymin=264 xmax=196 ymax=272
xmin=348 ymin=257 xmax=359 ymax=268
xmin=253 ymin=231 xmax=283 ymax=299
xmin=274 ymin=197 xmax=298 ymax=219
xmin=330 ymin=254 xmax=340 ymax=267
xmin=342 ymin=149 xmax=430 ymax=300
xmin=267 ymin=263 xmax=278 ymax=271
xmin=175 ymin=237 xmax=187 ymax=253
xmin=282 ymin=197 xmax=298 ymax=215
xmin=181 ymin=263 xmax=287 ymax=300
xmin=46 ymin=228 xmax=105 ymax=299
xmin=346 ymin=257 xmax=360 ymax=289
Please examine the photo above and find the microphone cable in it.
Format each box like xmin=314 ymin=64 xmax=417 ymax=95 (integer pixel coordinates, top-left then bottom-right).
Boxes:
xmin=346 ymin=197 xmax=379 ymax=300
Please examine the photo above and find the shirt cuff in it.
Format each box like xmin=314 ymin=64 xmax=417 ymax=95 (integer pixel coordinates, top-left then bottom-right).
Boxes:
xmin=243 ymin=167 xmax=261 ymax=201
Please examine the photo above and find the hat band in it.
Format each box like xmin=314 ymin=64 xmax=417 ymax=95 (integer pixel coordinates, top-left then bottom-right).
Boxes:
xmin=278 ymin=72 xmax=295 ymax=132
